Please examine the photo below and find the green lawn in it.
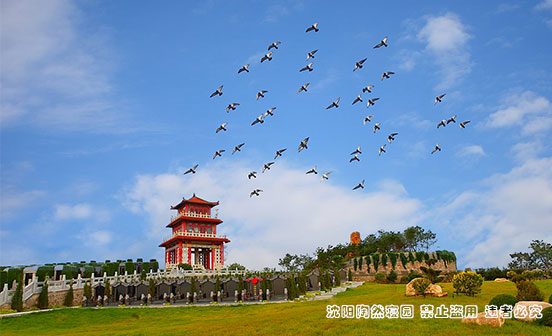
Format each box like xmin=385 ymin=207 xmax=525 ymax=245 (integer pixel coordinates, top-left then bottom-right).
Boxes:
xmin=1 ymin=280 xmax=551 ymax=336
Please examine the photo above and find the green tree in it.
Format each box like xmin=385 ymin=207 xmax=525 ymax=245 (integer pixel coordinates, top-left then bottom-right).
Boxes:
xmin=178 ymin=263 xmax=193 ymax=270
xmin=334 ymin=269 xmax=341 ymax=286
xmin=353 ymin=258 xmax=358 ymax=271
xmin=64 ymin=281 xmax=74 ymax=307
xmin=105 ymin=280 xmax=112 ymax=301
xmin=509 ymin=240 xmax=551 ymax=271
xmin=38 ymin=281 xmax=49 ymax=309
xmin=11 ymin=275 xmax=23 ymax=312
xmin=148 ymin=278 xmax=155 ymax=299
xmin=228 ymin=263 xmax=246 ymax=270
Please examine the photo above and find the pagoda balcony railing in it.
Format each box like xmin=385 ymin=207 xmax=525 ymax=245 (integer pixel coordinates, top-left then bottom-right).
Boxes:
xmin=163 ymin=231 xmax=227 ymax=242
xmin=170 ymin=210 xmax=218 ymax=222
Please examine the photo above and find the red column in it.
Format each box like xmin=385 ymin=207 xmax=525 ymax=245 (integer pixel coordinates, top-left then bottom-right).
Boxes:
xmin=165 ymin=249 xmax=168 ymax=266
xmin=221 ymin=244 xmax=224 ymax=266
xmin=211 ymin=246 xmax=215 ymax=269
xmin=188 ymin=246 xmax=192 ymax=265
xmin=179 ymin=241 xmax=183 ymax=263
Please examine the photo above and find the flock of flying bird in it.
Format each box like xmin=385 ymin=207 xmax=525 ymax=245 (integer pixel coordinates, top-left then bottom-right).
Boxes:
xmin=183 ymin=22 xmax=472 ymax=197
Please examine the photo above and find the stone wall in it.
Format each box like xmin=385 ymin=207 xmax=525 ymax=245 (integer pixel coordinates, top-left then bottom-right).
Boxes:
xmin=347 ymin=254 xmax=457 ymax=282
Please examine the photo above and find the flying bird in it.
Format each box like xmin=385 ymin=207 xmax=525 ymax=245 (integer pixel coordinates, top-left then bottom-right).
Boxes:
xmin=274 ymin=148 xmax=287 ymax=159
xmin=352 ymin=94 xmax=363 ymax=105
xmin=300 ymin=62 xmax=313 ymax=72
xmin=306 ymin=22 xmax=319 ymax=33
xmin=362 ymin=85 xmax=375 ymax=93
xmin=216 ymin=122 xmax=228 ymax=133
xmin=183 ymin=164 xmax=198 ymax=175
xmin=298 ymin=137 xmax=309 ymax=152
xmin=431 ymin=143 xmax=441 ymax=154
xmin=326 ymin=97 xmax=340 ymax=109
xmin=251 ymin=114 xmax=264 ymax=126
xmin=374 ymin=36 xmax=388 ymax=48
xmin=210 ymin=85 xmax=223 ymax=97
xmin=306 ymin=165 xmax=317 ymax=174
xmin=437 ymin=120 xmax=447 ymax=128
xmin=379 ymin=144 xmax=386 ymax=156
xmin=367 ymin=97 xmax=380 ymax=107
xmin=350 ymin=146 xmax=362 ymax=155
xmin=321 ymin=171 xmax=332 ymax=182
xmin=434 ymin=94 xmax=446 ymax=105
xmin=460 ymin=120 xmax=471 ymax=128
xmin=264 ymin=107 xmax=276 ymax=117
xmin=262 ymin=162 xmax=275 ymax=173
xmin=297 ymin=82 xmax=310 ymax=93
xmin=212 ymin=149 xmax=225 ymax=159
xmin=256 ymin=90 xmax=268 ymax=100
xmin=387 ymin=133 xmax=398 ymax=143
xmin=446 ymin=115 xmax=457 ymax=124
xmin=353 ymin=180 xmax=365 ymax=190
xmin=268 ymin=41 xmax=281 ymax=50
xmin=232 ymin=143 xmax=245 ymax=154
xmin=306 ymin=49 xmax=318 ymax=60
xmin=373 ymin=122 xmax=381 ymax=133
xmin=381 ymin=72 xmax=395 ymax=80
xmin=250 ymin=189 xmax=263 ymax=197
xmin=248 ymin=171 xmax=257 ymax=179
xmin=260 ymin=52 xmax=273 ymax=63
xmin=353 ymin=58 xmax=367 ymax=71
xmin=226 ymin=103 xmax=240 ymax=113
xmin=363 ymin=115 xmax=375 ymax=125
xmin=349 ymin=154 xmax=360 ymax=163
xmin=238 ymin=64 xmax=250 ymax=74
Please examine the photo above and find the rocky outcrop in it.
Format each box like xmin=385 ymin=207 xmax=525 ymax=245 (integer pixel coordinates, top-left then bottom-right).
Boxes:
xmin=462 ymin=311 xmax=505 ymax=327
xmin=514 ymin=301 xmax=552 ymax=322
xmin=405 ymin=278 xmax=447 ymax=297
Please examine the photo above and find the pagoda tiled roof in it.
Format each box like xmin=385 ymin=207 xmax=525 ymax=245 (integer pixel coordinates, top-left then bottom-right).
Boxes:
xmin=170 ymin=193 xmax=219 ymax=209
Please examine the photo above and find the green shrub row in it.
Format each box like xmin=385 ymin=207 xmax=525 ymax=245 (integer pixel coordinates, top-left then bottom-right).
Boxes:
xmin=353 ymin=250 xmax=456 ymax=272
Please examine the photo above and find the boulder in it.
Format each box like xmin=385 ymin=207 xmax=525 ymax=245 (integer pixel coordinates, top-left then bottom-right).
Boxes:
xmin=462 ymin=311 xmax=505 ymax=327
xmin=405 ymin=278 xmax=445 ymax=297
xmin=494 ymin=278 xmax=509 ymax=282
xmin=514 ymin=301 xmax=552 ymax=322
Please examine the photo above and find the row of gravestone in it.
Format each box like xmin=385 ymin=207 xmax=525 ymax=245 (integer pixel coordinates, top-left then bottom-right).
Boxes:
xmin=89 ymin=270 xmax=347 ymax=304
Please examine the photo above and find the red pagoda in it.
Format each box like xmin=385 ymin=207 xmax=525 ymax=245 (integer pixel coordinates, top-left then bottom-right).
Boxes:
xmin=160 ymin=194 xmax=230 ymax=270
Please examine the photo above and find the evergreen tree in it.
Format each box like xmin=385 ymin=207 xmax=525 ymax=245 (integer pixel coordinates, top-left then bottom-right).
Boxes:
xmin=11 ymin=275 xmax=23 ymax=312
xmin=64 ymin=280 xmax=74 ymax=307
xmin=105 ymin=280 xmax=112 ymax=301
xmin=83 ymin=281 xmax=92 ymax=305
xmin=298 ymin=274 xmax=307 ymax=295
xmin=237 ymin=278 xmax=244 ymax=301
xmin=38 ymin=281 xmax=49 ymax=309
xmin=358 ymin=257 xmax=363 ymax=270
xmin=353 ymin=258 xmax=358 ymax=271
xmin=147 ymin=278 xmax=155 ymax=300
xmin=334 ymin=268 xmax=341 ymax=286
xmin=324 ymin=271 xmax=332 ymax=290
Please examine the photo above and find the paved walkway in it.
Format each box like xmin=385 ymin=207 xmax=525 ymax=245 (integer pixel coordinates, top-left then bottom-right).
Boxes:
xmin=0 ymin=281 xmax=364 ymax=319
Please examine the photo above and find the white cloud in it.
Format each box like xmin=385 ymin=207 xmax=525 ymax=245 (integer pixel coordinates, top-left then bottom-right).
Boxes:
xmin=536 ymin=0 xmax=552 ymax=10
xmin=55 ymin=203 xmax=93 ymax=220
xmin=121 ymin=160 xmax=424 ymax=270
xmin=437 ymin=156 xmax=552 ymax=268
xmin=458 ymin=145 xmax=486 ymax=157
xmin=263 ymin=4 xmax=291 ymax=23
xmin=89 ymin=230 xmax=112 ymax=245
xmin=0 ymin=190 xmax=46 ymax=217
xmin=0 ymin=0 xmax=131 ymax=133
xmin=417 ymin=13 xmax=472 ymax=89
xmin=486 ymin=91 xmax=552 ymax=135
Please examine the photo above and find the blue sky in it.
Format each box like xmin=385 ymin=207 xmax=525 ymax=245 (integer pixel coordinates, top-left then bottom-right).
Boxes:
xmin=1 ymin=0 xmax=551 ymax=270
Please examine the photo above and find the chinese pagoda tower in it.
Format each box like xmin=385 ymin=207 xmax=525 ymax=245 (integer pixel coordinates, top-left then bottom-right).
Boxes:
xmin=160 ymin=194 xmax=230 ymax=270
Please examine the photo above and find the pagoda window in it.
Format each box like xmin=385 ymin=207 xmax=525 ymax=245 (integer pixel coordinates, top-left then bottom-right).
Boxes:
xmin=207 ymin=227 xmax=212 ymax=234
xmin=194 ymin=226 xmax=199 ymax=233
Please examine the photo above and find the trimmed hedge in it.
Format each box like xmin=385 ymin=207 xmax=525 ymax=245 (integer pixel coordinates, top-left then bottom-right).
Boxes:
xmin=537 ymin=307 xmax=552 ymax=327
xmin=489 ymin=294 xmax=518 ymax=308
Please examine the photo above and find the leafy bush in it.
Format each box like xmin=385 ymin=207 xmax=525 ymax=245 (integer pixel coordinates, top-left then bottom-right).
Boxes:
xmin=537 ymin=307 xmax=552 ymax=327
xmin=400 ymin=253 xmax=408 ymax=269
xmin=381 ymin=254 xmax=388 ymax=268
xmin=522 ymin=270 xmax=547 ymax=280
xmin=0 ymin=270 xmax=7 ymax=289
xmin=371 ymin=253 xmax=380 ymax=272
xmin=515 ymin=280 xmax=544 ymax=301
xmin=36 ymin=266 xmax=54 ymax=282
xmin=420 ymin=266 xmax=443 ymax=283
xmin=400 ymin=276 xmax=409 ymax=284
xmin=125 ymin=261 xmax=136 ymax=274
xmin=510 ymin=274 xmax=527 ymax=283
xmin=442 ymin=271 xmax=459 ymax=283
xmin=386 ymin=270 xmax=397 ymax=283
xmin=358 ymin=257 xmax=363 ymax=270
xmin=353 ymin=258 xmax=358 ymax=271
xmin=388 ymin=253 xmax=398 ymax=269
xmin=333 ymin=269 xmax=341 ymax=286
xmin=407 ymin=271 xmax=423 ymax=282
xmin=64 ymin=281 xmax=74 ymax=307
xmin=7 ymin=268 xmax=23 ymax=289
xmin=452 ymin=271 xmax=483 ymax=296
xmin=178 ymin=263 xmax=193 ymax=270
xmin=489 ymin=294 xmax=518 ymax=308
xmin=348 ymin=269 xmax=353 ymax=281
xmin=38 ymin=282 xmax=49 ymax=309
xmin=412 ymin=278 xmax=432 ymax=297
xmin=83 ymin=281 xmax=92 ymax=305
xmin=10 ymin=277 xmax=23 ymax=312
xmin=549 ymin=294 xmax=552 ymax=304
xmin=374 ymin=273 xmax=386 ymax=283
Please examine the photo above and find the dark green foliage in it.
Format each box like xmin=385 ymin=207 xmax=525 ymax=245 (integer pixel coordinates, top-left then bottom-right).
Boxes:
xmin=105 ymin=280 xmax=112 ymax=300
xmin=374 ymin=273 xmax=386 ymax=283
xmin=420 ymin=266 xmax=443 ymax=283
xmin=435 ymin=250 xmax=457 ymax=267
xmin=148 ymin=278 xmax=155 ymax=299
xmin=38 ymin=282 xmax=49 ymax=309
xmin=407 ymin=271 xmax=423 ymax=282
xmin=515 ymin=280 xmax=545 ymax=301
xmin=125 ymin=261 xmax=135 ymax=274
xmin=298 ymin=274 xmax=307 ymax=295
xmin=324 ymin=271 xmax=332 ymax=290
xmin=237 ymin=279 xmax=244 ymax=301
xmin=386 ymin=270 xmax=397 ymax=283
xmin=36 ymin=266 xmax=54 ymax=282
xmin=381 ymin=253 xmax=388 ymax=268
xmin=285 ymin=275 xmax=299 ymax=300
xmin=227 ymin=263 xmax=246 ymax=270
xmin=452 ymin=271 xmax=483 ymax=296
xmin=62 ymin=265 xmax=79 ymax=279
xmin=333 ymin=269 xmax=341 ymax=286
xmin=101 ymin=262 xmax=118 ymax=276
xmin=178 ymin=263 xmax=193 ymax=270
xmin=423 ymin=252 xmax=430 ymax=262
xmin=474 ymin=267 xmax=509 ymax=281
xmin=348 ymin=269 xmax=353 ymax=281
xmin=388 ymin=252 xmax=397 ymax=269
xmin=150 ymin=259 xmax=159 ymax=272
xmin=83 ymin=281 xmax=92 ymax=305
xmin=371 ymin=253 xmax=380 ymax=272
xmin=353 ymin=258 xmax=358 ymax=271
xmin=11 ymin=275 xmax=23 ymax=312
xmin=7 ymin=268 xmax=23 ymax=289
xmin=549 ymin=293 xmax=552 ymax=304
xmin=400 ymin=276 xmax=409 ymax=284
xmin=508 ymin=240 xmax=551 ymax=272
xmin=82 ymin=265 xmax=94 ymax=278
xmin=358 ymin=257 xmax=363 ymax=270
xmin=537 ymin=307 xmax=552 ymax=327
xmin=64 ymin=281 xmax=74 ymax=307
xmin=0 ymin=270 xmax=7 ymax=289
xmin=140 ymin=270 xmax=147 ymax=281
xmin=489 ymin=294 xmax=518 ymax=308
xmin=412 ymin=278 xmax=432 ymax=297
xmin=408 ymin=252 xmax=416 ymax=264
xmin=415 ymin=252 xmax=424 ymax=263
xmin=400 ymin=253 xmax=408 ymax=269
